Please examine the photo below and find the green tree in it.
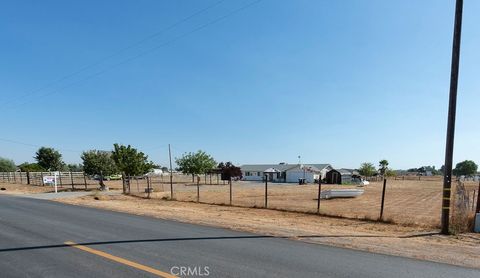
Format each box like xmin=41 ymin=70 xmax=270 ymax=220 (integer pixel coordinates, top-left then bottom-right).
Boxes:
xmin=65 ymin=163 xmax=83 ymax=172
xmin=385 ymin=169 xmax=397 ymax=177
xmin=81 ymin=150 xmax=117 ymax=176
xmin=35 ymin=147 xmax=64 ymax=171
xmin=453 ymin=160 xmax=478 ymax=177
xmin=358 ymin=162 xmax=376 ymax=177
xmin=0 ymin=157 xmax=16 ymax=172
xmin=111 ymin=144 xmax=155 ymax=176
xmin=18 ymin=162 xmax=44 ymax=172
xmin=379 ymin=159 xmax=389 ymax=176
xmin=175 ymin=150 xmax=216 ymax=182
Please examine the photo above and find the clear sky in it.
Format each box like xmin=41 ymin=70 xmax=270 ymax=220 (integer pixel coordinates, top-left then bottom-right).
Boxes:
xmin=1 ymin=0 xmax=479 ymax=170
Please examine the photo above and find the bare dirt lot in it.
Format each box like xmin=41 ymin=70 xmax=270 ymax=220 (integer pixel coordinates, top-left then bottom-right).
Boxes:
xmin=122 ymin=177 xmax=479 ymax=228
xmin=0 ymin=182 xmax=60 ymax=194
xmin=57 ymin=194 xmax=480 ymax=269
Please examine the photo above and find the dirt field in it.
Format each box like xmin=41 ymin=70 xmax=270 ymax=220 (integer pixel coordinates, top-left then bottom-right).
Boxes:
xmin=57 ymin=194 xmax=480 ymax=269
xmin=0 ymin=182 xmax=63 ymax=194
xmin=124 ymin=177 xmax=479 ymax=228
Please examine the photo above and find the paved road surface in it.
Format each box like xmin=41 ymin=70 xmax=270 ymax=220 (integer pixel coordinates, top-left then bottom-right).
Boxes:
xmin=0 ymin=195 xmax=478 ymax=278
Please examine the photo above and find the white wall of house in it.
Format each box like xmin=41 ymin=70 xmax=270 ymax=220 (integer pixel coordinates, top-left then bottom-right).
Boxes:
xmin=285 ymin=166 xmax=318 ymax=183
xmin=286 ymin=170 xmax=315 ymax=183
xmin=242 ymin=171 xmax=264 ymax=181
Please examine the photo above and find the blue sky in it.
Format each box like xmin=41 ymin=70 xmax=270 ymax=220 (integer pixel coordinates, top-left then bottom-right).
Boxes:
xmin=1 ymin=0 xmax=479 ymax=169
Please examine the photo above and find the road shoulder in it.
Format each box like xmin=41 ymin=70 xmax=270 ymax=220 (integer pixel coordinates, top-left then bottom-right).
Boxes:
xmin=55 ymin=194 xmax=480 ymax=269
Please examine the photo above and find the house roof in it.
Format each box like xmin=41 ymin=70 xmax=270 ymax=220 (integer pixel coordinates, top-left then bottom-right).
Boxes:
xmin=240 ymin=164 xmax=294 ymax=172
xmin=241 ymin=163 xmax=331 ymax=172
xmin=310 ymin=164 xmax=332 ymax=171
xmin=338 ymin=168 xmax=360 ymax=175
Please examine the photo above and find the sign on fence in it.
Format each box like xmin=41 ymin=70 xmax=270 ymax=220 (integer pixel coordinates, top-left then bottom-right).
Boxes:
xmin=42 ymin=172 xmax=58 ymax=193
xmin=43 ymin=176 xmax=55 ymax=184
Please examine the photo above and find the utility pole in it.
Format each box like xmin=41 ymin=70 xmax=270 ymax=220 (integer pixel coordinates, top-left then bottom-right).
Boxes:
xmin=441 ymin=0 xmax=463 ymax=235
xmin=168 ymin=144 xmax=173 ymax=199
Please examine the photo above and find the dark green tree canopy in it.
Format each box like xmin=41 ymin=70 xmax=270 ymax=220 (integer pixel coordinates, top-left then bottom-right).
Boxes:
xmin=18 ymin=162 xmax=44 ymax=172
xmin=453 ymin=160 xmax=478 ymax=177
xmin=0 ymin=157 xmax=16 ymax=172
xmin=82 ymin=150 xmax=117 ymax=176
xmin=218 ymin=162 xmax=242 ymax=180
xmin=358 ymin=162 xmax=376 ymax=177
xmin=111 ymin=144 xmax=154 ymax=176
xmin=35 ymin=147 xmax=64 ymax=171
xmin=378 ymin=159 xmax=389 ymax=175
xmin=175 ymin=150 xmax=216 ymax=178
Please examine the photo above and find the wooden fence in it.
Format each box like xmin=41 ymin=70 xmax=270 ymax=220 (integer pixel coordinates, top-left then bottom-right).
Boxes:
xmin=0 ymin=171 xmax=88 ymax=190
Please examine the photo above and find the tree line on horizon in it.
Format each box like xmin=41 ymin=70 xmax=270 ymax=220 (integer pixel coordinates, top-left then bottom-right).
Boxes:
xmin=0 ymin=144 xmax=242 ymax=181
xmin=1 ymin=149 xmax=478 ymax=179
xmin=357 ymin=159 xmax=478 ymax=178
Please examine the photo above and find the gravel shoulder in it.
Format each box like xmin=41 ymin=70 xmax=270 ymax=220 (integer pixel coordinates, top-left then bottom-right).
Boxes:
xmin=56 ymin=194 xmax=480 ymax=269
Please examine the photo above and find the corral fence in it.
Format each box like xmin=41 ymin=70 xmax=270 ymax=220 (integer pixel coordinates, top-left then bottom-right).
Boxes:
xmin=124 ymin=173 xmax=226 ymax=200
xmin=0 ymin=171 xmax=91 ymax=190
xmin=124 ymin=174 xmax=480 ymax=229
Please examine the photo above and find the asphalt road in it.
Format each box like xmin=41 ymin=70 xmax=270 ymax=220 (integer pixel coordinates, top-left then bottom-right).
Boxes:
xmin=0 ymin=195 xmax=478 ymax=278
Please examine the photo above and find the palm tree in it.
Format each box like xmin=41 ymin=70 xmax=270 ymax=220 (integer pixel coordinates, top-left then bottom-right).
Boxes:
xmin=379 ymin=159 xmax=389 ymax=176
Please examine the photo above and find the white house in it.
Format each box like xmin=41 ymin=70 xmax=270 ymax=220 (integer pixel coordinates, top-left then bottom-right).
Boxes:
xmin=240 ymin=163 xmax=332 ymax=183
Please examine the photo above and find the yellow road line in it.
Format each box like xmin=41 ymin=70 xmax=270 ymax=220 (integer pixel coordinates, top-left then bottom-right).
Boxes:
xmin=64 ymin=241 xmax=176 ymax=278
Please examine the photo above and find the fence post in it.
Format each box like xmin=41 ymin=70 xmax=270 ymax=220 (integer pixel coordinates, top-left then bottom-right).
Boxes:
xmin=317 ymin=179 xmax=322 ymax=213
xmin=58 ymin=173 xmax=63 ymax=188
xmin=197 ymin=176 xmax=200 ymax=203
xmin=229 ymin=178 xmax=232 ymax=205
xmin=476 ymin=181 xmax=480 ymax=213
xmin=7 ymin=172 xmax=10 ymax=183
xmin=264 ymin=175 xmax=268 ymax=208
xmin=147 ymin=177 xmax=151 ymax=199
xmin=380 ymin=178 xmax=387 ymax=220
xmin=69 ymin=171 xmax=74 ymax=190
xmin=40 ymin=172 xmax=44 ymax=186
xmin=13 ymin=172 xmax=17 ymax=184
xmin=19 ymin=171 xmax=23 ymax=184
xmin=83 ymin=173 xmax=87 ymax=190
xmin=26 ymin=171 xmax=30 ymax=185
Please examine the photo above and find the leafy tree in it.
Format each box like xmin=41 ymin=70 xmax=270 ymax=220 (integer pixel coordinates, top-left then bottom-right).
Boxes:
xmin=385 ymin=169 xmax=397 ymax=177
xmin=111 ymin=144 xmax=155 ymax=176
xmin=453 ymin=160 xmax=478 ymax=177
xmin=65 ymin=163 xmax=84 ymax=172
xmin=175 ymin=150 xmax=216 ymax=182
xmin=18 ymin=162 xmax=44 ymax=172
xmin=218 ymin=162 xmax=242 ymax=180
xmin=82 ymin=150 xmax=119 ymax=190
xmin=378 ymin=159 xmax=389 ymax=176
xmin=81 ymin=150 xmax=118 ymax=176
xmin=358 ymin=162 xmax=376 ymax=177
xmin=35 ymin=147 xmax=64 ymax=171
xmin=0 ymin=157 xmax=16 ymax=172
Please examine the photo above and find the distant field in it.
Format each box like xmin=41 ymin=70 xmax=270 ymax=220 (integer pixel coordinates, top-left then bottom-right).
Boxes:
xmin=124 ymin=176 xmax=478 ymax=228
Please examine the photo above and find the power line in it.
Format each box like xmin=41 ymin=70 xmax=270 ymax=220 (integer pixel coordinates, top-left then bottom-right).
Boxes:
xmin=6 ymin=0 xmax=262 ymax=109
xmin=0 ymin=137 xmax=82 ymax=153
xmin=0 ymin=0 xmax=227 ymax=108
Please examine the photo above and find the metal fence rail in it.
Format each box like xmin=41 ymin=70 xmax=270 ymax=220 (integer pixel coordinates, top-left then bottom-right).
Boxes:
xmin=0 ymin=171 xmax=88 ymax=190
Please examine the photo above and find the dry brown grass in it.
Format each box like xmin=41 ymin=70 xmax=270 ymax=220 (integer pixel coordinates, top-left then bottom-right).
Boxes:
xmin=125 ymin=178 xmax=479 ymax=229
